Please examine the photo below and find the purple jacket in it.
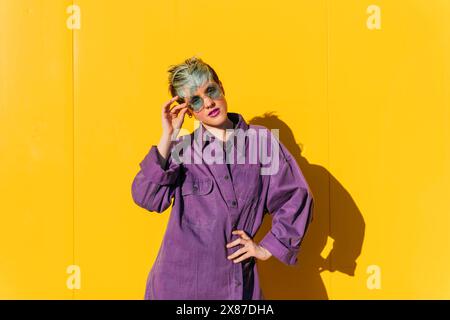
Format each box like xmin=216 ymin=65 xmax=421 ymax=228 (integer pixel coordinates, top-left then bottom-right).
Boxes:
xmin=131 ymin=112 xmax=314 ymax=300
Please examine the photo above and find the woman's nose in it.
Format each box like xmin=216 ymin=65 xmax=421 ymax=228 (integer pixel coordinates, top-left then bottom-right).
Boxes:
xmin=203 ymin=96 xmax=215 ymax=108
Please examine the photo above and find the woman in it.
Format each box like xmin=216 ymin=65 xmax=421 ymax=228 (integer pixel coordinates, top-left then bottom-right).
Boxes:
xmin=131 ymin=56 xmax=314 ymax=300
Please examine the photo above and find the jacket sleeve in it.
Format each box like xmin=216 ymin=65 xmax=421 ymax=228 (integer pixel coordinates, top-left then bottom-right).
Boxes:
xmin=259 ymin=140 xmax=315 ymax=266
xmin=131 ymin=140 xmax=182 ymax=213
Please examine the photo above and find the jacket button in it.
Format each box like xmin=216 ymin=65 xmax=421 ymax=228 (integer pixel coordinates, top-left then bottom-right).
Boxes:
xmin=193 ymin=185 xmax=198 ymax=191
xmin=224 ymin=175 xmax=229 ymax=180
xmin=231 ymin=200 xmax=237 ymax=206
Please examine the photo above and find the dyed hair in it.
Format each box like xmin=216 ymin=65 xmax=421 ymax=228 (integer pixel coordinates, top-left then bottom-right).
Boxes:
xmin=168 ymin=56 xmax=224 ymax=104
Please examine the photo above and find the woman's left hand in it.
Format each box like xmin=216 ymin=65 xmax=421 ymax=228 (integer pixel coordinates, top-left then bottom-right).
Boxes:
xmin=226 ymin=230 xmax=272 ymax=263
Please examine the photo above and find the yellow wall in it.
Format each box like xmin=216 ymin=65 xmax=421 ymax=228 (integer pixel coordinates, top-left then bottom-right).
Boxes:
xmin=1 ymin=0 xmax=449 ymax=299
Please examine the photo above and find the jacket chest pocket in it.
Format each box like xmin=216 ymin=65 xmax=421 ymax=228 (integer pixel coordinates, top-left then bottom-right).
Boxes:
xmin=181 ymin=178 xmax=213 ymax=196
xmin=181 ymin=178 xmax=216 ymax=230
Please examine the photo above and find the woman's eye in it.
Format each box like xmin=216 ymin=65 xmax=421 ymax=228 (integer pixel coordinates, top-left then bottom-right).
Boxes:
xmin=208 ymin=86 xmax=220 ymax=97
xmin=191 ymin=97 xmax=200 ymax=104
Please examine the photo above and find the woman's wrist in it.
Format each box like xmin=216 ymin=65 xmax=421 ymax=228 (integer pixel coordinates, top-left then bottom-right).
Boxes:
xmin=160 ymin=131 xmax=173 ymax=142
xmin=259 ymin=245 xmax=272 ymax=260
xmin=156 ymin=133 xmax=175 ymax=168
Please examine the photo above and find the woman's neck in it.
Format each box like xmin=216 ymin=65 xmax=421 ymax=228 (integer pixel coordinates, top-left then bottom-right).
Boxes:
xmin=202 ymin=117 xmax=234 ymax=142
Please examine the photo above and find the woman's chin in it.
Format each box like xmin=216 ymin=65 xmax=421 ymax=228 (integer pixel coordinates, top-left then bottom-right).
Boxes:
xmin=204 ymin=110 xmax=228 ymax=126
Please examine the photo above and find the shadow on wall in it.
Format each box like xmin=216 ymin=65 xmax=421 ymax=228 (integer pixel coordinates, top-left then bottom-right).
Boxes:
xmin=249 ymin=112 xmax=366 ymax=300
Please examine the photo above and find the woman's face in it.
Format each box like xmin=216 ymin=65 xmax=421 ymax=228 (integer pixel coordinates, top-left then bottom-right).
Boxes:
xmin=181 ymin=80 xmax=228 ymax=127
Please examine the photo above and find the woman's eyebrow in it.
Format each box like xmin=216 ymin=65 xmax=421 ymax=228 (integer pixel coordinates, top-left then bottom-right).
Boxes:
xmin=188 ymin=83 xmax=215 ymax=100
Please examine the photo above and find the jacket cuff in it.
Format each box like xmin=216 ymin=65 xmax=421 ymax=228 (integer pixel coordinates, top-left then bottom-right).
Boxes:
xmin=139 ymin=145 xmax=179 ymax=185
xmin=259 ymin=231 xmax=299 ymax=266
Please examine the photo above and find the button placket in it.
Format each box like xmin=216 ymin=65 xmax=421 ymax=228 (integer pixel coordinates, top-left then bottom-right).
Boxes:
xmin=224 ymin=171 xmax=238 ymax=209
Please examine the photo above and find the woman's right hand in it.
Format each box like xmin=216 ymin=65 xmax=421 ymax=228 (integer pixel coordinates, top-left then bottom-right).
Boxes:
xmin=161 ymin=95 xmax=190 ymax=138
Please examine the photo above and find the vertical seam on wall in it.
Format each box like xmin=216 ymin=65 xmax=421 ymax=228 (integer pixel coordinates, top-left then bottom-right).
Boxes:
xmin=326 ymin=0 xmax=332 ymax=299
xmin=71 ymin=0 xmax=75 ymax=301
